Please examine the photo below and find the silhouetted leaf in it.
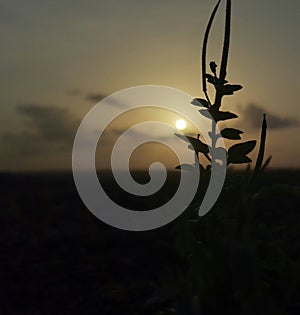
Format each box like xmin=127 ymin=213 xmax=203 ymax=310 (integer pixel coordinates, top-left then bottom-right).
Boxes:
xmin=191 ymin=98 xmax=209 ymax=108
xmin=199 ymin=109 xmax=212 ymax=119
xmin=175 ymin=134 xmax=209 ymax=154
xmin=221 ymin=128 xmax=243 ymax=139
xmin=229 ymin=155 xmax=252 ymax=164
xmin=221 ymin=84 xmax=243 ymax=95
xmin=209 ymin=61 xmax=217 ymax=75
xmin=205 ymin=73 xmax=216 ymax=85
xmin=229 ymin=140 xmax=256 ymax=155
xmin=175 ymin=164 xmax=195 ymax=172
xmin=228 ymin=140 xmax=256 ymax=164
xmin=199 ymin=109 xmax=238 ymax=121
xmin=205 ymin=74 xmax=229 ymax=88
xmin=175 ymin=133 xmax=192 ymax=143
xmin=187 ymin=137 xmax=209 ymax=154
xmin=213 ymin=110 xmax=238 ymax=121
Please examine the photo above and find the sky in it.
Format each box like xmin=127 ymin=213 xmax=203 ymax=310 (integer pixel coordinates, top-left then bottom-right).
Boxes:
xmin=0 ymin=0 xmax=299 ymax=171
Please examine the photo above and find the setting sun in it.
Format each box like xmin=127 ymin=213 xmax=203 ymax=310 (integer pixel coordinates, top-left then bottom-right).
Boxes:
xmin=175 ymin=119 xmax=187 ymax=130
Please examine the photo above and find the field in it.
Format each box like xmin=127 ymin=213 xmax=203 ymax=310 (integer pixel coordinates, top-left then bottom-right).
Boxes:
xmin=1 ymin=170 xmax=300 ymax=314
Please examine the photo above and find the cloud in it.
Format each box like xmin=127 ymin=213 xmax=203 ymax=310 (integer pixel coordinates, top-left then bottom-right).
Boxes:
xmin=16 ymin=104 xmax=79 ymax=143
xmin=1 ymin=104 xmax=79 ymax=160
xmin=85 ymin=92 xmax=138 ymax=109
xmin=85 ymin=93 xmax=106 ymax=103
xmin=241 ymin=103 xmax=299 ymax=129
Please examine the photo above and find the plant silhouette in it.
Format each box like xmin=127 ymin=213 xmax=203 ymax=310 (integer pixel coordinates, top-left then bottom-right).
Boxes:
xmin=153 ymin=1 xmax=280 ymax=314
xmin=176 ymin=0 xmax=270 ymax=178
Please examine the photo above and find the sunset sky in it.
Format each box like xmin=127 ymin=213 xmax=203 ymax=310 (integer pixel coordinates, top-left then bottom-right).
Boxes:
xmin=1 ymin=0 xmax=299 ymax=171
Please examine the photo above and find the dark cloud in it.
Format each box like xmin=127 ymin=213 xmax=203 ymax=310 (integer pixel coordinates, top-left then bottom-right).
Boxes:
xmin=85 ymin=93 xmax=106 ymax=103
xmin=16 ymin=104 xmax=79 ymax=143
xmin=1 ymin=104 xmax=79 ymax=160
xmin=85 ymin=93 xmax=133 ymax=109
xmin=242 ymin=104 xmax=299 ymax=129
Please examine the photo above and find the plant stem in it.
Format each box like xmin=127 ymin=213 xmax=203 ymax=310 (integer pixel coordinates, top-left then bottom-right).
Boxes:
xmin=214 ymin=0 xmax=231 ymax=110
xmin=202 ymin=0 xmax=221 ymax=107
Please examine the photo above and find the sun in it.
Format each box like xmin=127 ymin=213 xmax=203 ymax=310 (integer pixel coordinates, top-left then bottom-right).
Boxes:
xmin=175 ymin=119 xmax=187 ymax=130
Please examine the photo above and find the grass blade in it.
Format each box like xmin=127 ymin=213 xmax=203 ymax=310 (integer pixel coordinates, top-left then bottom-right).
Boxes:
xmin=261 ymin=155 xmax=272 ymax=173
xmin=254 ymin=114 xmax=267 ymax=174
xmin=250 ymin=114 xmax=268 ymax=187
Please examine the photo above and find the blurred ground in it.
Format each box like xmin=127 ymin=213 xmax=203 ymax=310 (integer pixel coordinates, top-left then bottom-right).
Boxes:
xmin=1 ymin=170 xmax=300 ymax=314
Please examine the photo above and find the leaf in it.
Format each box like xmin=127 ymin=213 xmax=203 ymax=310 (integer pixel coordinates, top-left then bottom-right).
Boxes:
xmin=175 ymin=164 xmax=195 ymax=172
xmin=229 ymin=140 xmax=256 ymax=156
xmin=228 ymin=155 xmax=252 ymax=164
xmin=205 ymin=74 xmax=229 ymax=88
xmin=205 ymin=73 xmax=216 ymax=85
xmin=227 ymin=140 xmax=257 ymax=164
xmin=175 ymin=134 xmax=209 ymax=154
xmin=220 ymin=84 xmax=243 ymax=95
xmin=186 ymin=136 xmax=209 ymax=154
xmin=191 ymin=98 xmax=209 ymax=108
xmin=209 ymin=61 xmax=217 ymax=75
xmin=213 ymin=110 xmax=238 ymax=121
xmin=199 ymin=109 xmax=238 ymax=122
xmin=221 ymin=128 xmax=243 ymax=140
xmin=199 ymin=109 xmax=212 ymax=119
xmin=175 ymin=133 xmax=196 ymax=143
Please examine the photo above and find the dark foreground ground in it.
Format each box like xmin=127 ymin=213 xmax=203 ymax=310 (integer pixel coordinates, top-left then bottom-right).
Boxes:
xmin=1 ymin=170 xmax=300 ymax=314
